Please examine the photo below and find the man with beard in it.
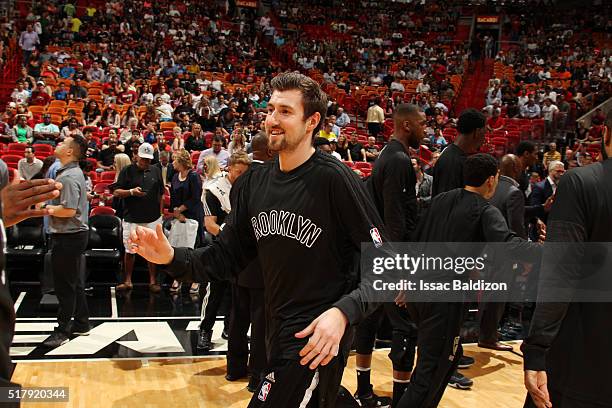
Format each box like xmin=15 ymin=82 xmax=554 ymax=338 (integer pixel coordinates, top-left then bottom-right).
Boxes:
xmin=355 ymin=104 xmax=426 ymax=407
xmin=128 ymin=72 xmax=388 ymax=407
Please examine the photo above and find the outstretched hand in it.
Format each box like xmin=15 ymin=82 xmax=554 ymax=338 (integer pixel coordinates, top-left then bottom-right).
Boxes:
xmin=128 ymin=223 xmax=175 ymax=265
xmin=524 ymin=370 xmax=552 ymax=408
xmin=295 ymin=307 xmax=348 ymax=370
xmin=1 ymin=171 xmax=62 ymax=227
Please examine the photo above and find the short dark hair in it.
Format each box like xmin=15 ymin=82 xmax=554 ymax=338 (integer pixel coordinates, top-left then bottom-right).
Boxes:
xmin=515 ymin=141 xmax=536 ymax=156
xmin=69 ymin=135 xmax=88 ymax=161
xmin=270 ymin=72 xmax=328 ymax=136
xmin=457 ymin=109 xmax=486 ymax=135
xmin=250 ymin=131 xmax=269 ymax=153
xmin=464 ymin=153 xmax=498 ymax=187
xmin=393 ymin=103 xmax=420 ymax=126
xmin=313 ymin=137 xmax=331 ymax=147
xmin=25 ymin=145 xmax=34 ymax=153
xmin=212 ymin=135 xmax=225 ymax=144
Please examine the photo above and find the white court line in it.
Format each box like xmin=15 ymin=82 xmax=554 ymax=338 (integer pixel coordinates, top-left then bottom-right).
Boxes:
xmin=13 ymin=292 xmax=26 ymax=312
xmin=110 ymin=286 xmax=118 ymax=318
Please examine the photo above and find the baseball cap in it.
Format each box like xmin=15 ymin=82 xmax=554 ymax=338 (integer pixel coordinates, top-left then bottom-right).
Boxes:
xmin=8 ymin=102 xmax=16 ymax=108
xmin=138 ymin=143 xmax=155 ymax=160
xmin=37 ymin=80 xmax=45 ymax=86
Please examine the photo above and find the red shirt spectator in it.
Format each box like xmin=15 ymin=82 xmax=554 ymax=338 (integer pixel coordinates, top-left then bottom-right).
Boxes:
xmin=119 ymin=89 xmax=138 ymax=104
xmin=487 ymin=115 xmax=505 ymax=131
xmin=30 ymin=89 xmax=51 ymax=106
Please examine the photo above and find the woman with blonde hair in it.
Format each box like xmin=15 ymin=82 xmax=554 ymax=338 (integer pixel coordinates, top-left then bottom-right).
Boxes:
xmin=169 ymin=149 xmax=204 ymax=294
xmin=202 ymin=155 xmax=222 ymax=187
xmin=113 ymin=153 xmax=132 ymax=181
xmin=228 ymin=128 xmax=247 ymax=155
xmin=171 ymin=126 xmax=185 ymax=151
xmin=111 ymin=153 xmax=132 ymax=217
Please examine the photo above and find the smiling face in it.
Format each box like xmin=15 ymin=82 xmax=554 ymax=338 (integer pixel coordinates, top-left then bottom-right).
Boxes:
xmin=265 ymin=89 xmax=316 ymax=152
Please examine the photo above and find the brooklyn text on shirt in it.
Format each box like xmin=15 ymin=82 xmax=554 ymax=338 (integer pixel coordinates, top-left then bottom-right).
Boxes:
xmin=251 ymin=210 xmax=322 ymax=248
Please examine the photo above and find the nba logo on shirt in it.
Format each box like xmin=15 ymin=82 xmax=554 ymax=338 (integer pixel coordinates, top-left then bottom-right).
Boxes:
xmin=370 ymin=227 xmax=383 ymax=248
xmin=258 ymin=380 xmax=272 ymax=402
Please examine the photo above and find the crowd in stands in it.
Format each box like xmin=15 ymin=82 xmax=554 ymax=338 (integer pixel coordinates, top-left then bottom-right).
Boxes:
xmin=487 ymin=2 xmax=611 ymax=141
xmin=0 ymin=0 xmax=609 ymax=252
xmin=0 ymin=1 xmax=610 ymax=406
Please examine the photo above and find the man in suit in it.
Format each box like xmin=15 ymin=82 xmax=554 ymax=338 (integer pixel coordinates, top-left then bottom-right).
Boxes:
xmin=529 ymin=160 xmax=565 ymax=225
xmin=479 ymin=154 xmax=527 ymax=351
xmin=155 ymin=150 xmax=175 ymax=186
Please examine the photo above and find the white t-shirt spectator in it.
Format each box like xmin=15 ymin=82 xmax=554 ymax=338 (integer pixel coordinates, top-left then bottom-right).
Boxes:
xmin=11 ymin=89 xmax=29 ymax=105
xmin=542 ymin=104 xmax=559 ymax=122
xmin=156 ymin=102 xmax=174 ymax=120
xmin=18 ymin=157 xmax=43 ymax=180
xmin=197 ymin=148 xmax=230 ymax=172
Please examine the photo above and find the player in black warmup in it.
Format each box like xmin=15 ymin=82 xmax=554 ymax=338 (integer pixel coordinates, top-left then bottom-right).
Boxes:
xmin=522 ymin=114 xmax=612 ymax=408
xmin=129 ymin=72 xmax=389 ymax=407
xmin=355 ymin=104 xmax=426 ymax=407
xmin=430 ymin=108 xmax=487 ymax=389
xmin=398 ymin=154 xmax=540 ymax=407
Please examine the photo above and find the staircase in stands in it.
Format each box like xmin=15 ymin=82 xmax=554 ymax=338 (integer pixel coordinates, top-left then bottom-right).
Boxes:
xmin=453 ymin=58 xmax=494 ymax=115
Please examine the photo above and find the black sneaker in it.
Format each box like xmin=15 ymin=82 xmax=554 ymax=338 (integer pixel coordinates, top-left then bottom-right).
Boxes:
xmin=72 ymin=324 xmax=91 ymax=336
xmin=448 ymin=372 xmax=473 ymax=389
xmin=353 ymin=391 xmax=392 ymax=407
xmin=457 ymin=355 xmax=475 ymax=369
xmin=197 ymin=329 xmax=213 ymax=350
xmin=43 ymin=331 xmax=69 ymax=348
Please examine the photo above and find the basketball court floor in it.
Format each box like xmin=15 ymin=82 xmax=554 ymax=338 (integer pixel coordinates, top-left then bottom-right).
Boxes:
xmin=9 ymin=283 xmax=527 ymax=407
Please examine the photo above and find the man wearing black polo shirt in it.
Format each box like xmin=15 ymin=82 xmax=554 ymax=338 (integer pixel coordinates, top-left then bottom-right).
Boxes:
xmin=112 ymin=143 xmax=165 ymax=293
xmin=43 ymin=135 xmax=91 ymax=348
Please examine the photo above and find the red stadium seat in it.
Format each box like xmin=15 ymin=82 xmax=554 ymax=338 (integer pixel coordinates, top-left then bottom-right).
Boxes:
xmin=354 ymin=162 xmax=372 ymax=171
xmin=7 ymin=143 xmax=27 ymax=153
xmin=100 ymin=171 xmax=116 ymax=182
xmin=31 ymin=143 xmax=54 ymax=156
xmin=93 ymin=183 xmax=110 ymax=194
xmin=90 ymin=206 xmax=116 ymax=217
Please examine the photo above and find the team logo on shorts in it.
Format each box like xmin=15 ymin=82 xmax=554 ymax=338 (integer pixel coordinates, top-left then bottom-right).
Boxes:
xmin=258 ymin=380 xmax=272 ymax=402
xmin=370 ymin=227 xmax=383 ymax=248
